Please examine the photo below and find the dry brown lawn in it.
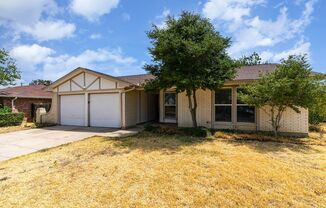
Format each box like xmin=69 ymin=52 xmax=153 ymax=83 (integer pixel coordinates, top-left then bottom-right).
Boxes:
xmin=0 ymin=125 xmax=28 ymax=134
xmin=0 ymin=122 xmax=35 ymax=134
xmin=0 ymin=132 xmax=325 ymax=207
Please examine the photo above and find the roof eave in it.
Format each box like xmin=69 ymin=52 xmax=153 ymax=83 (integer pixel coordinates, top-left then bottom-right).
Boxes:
xmin=0 ymin=95 xmax=52 ymax=99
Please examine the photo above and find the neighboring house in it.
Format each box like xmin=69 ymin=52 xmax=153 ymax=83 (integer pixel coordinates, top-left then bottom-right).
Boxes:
xmin=0 ymin=85 xmax=52 ymax=121
xmin=42 ymin=65 xmax=309 ymax=135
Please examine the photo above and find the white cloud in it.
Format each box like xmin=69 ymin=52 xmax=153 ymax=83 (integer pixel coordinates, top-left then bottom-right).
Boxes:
xmin=0 ymin=0 xmax=58 ymax=25
xmin=202 ymin=0 xmax=316 ymax=57
xmin=272 ymin=41 xmax=311 ymax=61
xmin=0 ymin=0 xmax=75 ymax=41
xmin=10 ymin=44 xmax=140 ymax=82
xmin=10 ymin=44 xmax=54 ymax=65
xmin=90 ymin=33 xmax=102 ymax=39
xmin=260 ymin=40 xmax=311 ymax=63
xmin=10 ymin=44 xmax=55 ymax=83
xmin=260 ymin=51 xmax=274 ymax=62
xmin=18 ymin=20 xmax=76 ymax=41
xmin=44 ymin=48 xmax=138 ymax=80
xmin=203 ymin=0 xmax=265 ymax=30
xmin=154 ymin=8 xmax=171 ymax=29
xmin=70 ymin=0 xmax=120 ymax=21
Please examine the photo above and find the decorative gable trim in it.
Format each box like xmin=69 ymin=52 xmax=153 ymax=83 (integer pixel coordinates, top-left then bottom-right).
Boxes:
xmin=48 ymin=67 xmax=132 ymax=91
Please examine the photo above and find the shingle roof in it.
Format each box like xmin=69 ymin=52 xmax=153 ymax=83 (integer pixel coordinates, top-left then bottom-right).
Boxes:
xmin=116 ymin=64 xmax=278 ymax=86
xmin=0 ymin=85 xmax=52 ymax=99
xmin=234 ymin=64 xmax=277 ymax=80
xmin=117 ymin=74 xmax=155 ymax=86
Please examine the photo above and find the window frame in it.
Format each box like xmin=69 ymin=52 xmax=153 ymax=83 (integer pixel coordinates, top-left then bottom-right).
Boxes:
xmin=236 ymin=88 xmax=256 ymax=123
xmin=163 ymin=91 xmax=177 ymax=122
xmin=214 ymin=88 xmax=233 ymax=123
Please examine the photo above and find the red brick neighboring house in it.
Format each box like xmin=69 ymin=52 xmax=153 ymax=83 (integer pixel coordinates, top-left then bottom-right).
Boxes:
xmin=0 ymin=85 xmax=52 ymax=121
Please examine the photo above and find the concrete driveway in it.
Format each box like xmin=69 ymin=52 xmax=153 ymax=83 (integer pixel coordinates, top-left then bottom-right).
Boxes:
xmin=0 ymin=125 xmax=139 ymax=161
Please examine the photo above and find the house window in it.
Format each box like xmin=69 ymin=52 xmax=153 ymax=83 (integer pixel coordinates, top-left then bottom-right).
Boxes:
xmin=237 ymin=88 xmax=255 ymax=123
xmin=215 ymin=89 xmax=232 ymax=122
xmin=164 ymin=92 xmax=176 ymax=119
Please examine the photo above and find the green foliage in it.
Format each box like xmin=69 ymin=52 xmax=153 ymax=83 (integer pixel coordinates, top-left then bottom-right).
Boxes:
xmin=179 ymin=127 xmax=211 ymax=137
xmin=144 ymin=123 xmax=160 ymax=132
xmin=144 ymin=11 xmax=238 ymax=127
xmin=239 ymin=52 xmax=264 ymax=66
xmin=0 ymin=106 xmax=12 ymax=113
xmin=144 ymin=124 xmax=210 ymax=137
xmin=309 ymin=79 xmax=326 ymax=124
xmin=0 ymin=112 xmax=24 ymax=127
xmin=239 ymin=55 xmax=322 ymax=136
xmin=0 ymin=49 xmax=21 ymax=86
xmin=145 ymin=11 xmax=237 ymax=92
xmin=29 ymin=79 xmax=53 ymax=86
xmin=309 ymin=111 xmax=326 ymax=125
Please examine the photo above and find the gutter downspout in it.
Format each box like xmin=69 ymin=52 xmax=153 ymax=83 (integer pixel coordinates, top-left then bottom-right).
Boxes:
xmin=11 ymin=97 xmax=18 ymax=111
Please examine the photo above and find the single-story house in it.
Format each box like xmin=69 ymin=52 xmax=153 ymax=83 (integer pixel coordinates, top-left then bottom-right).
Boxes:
xmin=41 ymin=65 xmax=309 ymax=135
xmin=0 ymin=85 xmax=52 ymax=121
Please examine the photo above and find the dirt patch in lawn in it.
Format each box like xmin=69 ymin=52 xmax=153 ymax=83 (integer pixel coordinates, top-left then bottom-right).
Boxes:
xmin=0 ymin=132 xmax=325 ymax=207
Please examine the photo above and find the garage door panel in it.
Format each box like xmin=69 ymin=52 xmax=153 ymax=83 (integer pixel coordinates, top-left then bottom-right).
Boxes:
xmin=90 ymin=93 xmax=121 ymax=128
xmin=60 ymin=95 xmax=85 ymax=126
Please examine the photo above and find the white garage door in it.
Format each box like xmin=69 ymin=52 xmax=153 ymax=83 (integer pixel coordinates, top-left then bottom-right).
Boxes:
xmin=60 ymin=95 xmax=86 ymax=126
xmin=90 ymin=93 xmax=121 ymax=128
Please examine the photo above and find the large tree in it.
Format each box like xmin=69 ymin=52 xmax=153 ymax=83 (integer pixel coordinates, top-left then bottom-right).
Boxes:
xmin=239 ymin=55 xmax=324 ymax=136
xmin=309 ymin=77 xmax=326 ymax=124
xmin=29 ymin=79 xmax=53 ymax=86
xmin=0 ymin=49 xmax=20 ymax=86
xmin=239 ymin=52 xmax=265 ymax=66
xmin=144 ymin=11 xmax=238 ymax=127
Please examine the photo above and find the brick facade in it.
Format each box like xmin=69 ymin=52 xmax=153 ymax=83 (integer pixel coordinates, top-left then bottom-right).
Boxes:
xmin=1 ymin=98 xmax=52 ymax=122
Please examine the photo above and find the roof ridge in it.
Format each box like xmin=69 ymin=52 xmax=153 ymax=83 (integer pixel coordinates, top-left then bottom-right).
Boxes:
xmin=0 ymin=84 xmax=46 ymax=89
xmin=117 ymin=73 xmax=151 ymax=78
xmin=239 ymin=63 xmax=278 ymax=67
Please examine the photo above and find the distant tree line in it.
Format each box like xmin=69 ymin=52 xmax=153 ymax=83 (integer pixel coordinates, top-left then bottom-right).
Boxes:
xmin=29 ymin=79 xmax=53 ymax=86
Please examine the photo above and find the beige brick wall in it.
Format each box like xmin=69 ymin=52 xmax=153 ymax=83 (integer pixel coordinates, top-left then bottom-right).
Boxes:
xmin=177 ymin=89 xmax=212 ymax=128
xmin=258 ymin=106 xmax=309 ymax=134
xmin=172 ymin=89 xmax=309 ymax=134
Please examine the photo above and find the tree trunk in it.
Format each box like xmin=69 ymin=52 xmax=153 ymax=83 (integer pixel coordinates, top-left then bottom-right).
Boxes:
xmin=270 ymin=106 xmax=285 ymax=137
xmin=187 ymin=89 xmax=198 ymax=128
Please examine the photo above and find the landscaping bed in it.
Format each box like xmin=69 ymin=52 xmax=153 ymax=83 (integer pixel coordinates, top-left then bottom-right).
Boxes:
xmin=145 ymin=123 xmax=326 ymax=146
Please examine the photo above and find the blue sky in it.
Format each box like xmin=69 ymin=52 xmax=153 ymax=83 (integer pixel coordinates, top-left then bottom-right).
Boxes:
xmin=0 ymin=0 xmax=325 ymax=84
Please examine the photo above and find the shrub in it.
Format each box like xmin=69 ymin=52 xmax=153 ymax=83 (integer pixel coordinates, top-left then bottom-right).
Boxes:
xmin=0 ymin=106 xmax=12 ymax=113
xmin=144 ymin=123 xmax=159 ymax=132
xmin=144 ymin=124 xmax=178 ymax=135
xmin=179 ymin=127 xmax=211 ymax=137
xmin=0 ymin=112 xmax=24 ymax=127
xmin=309 ymin=110 xmax=326 ymax=125
xmin=144 ymin=124 xmax=211 ymax=137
